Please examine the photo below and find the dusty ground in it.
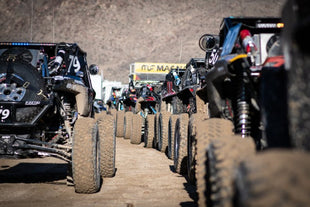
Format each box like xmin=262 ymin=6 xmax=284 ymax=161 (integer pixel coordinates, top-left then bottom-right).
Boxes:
xmin=0 ymin=138 xmax=196 ymax=207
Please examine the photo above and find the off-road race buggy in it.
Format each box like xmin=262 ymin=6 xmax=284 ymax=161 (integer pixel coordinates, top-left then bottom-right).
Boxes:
xmin=197 ymin=17 xmax=285 ymax=143
xmin=130 ymin=82 xmax=161 ymax=147
xmin=155 ymin=58 xmax=206 ymax=174
xmin=160 ymin=67 xmax=185 ymax=113
xmin=106 ymin=86 xmax=124 ymax=110
xmin=231 ymin=1 xmax=310 ymax=207
xmin=156 ymin=67 xmax=185 ymax=156
xmin=120 ymin=81 xmax=137 ymax=112
xmin=189 ymin=17 xmax=287 ymax=206
xmin=0 ymin=42 xmax=115 ymax=194
xmin=163 ymin=58 xmax=207 ymax=175
xmin=113 ymin=81 xmax=137 ymax=138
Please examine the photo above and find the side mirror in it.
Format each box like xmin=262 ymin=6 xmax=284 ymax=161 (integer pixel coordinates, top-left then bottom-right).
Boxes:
xmin=199 ymin=34 xmax=218 ymax=51
xmin=89 ymin=64 xmax=99 ymax=75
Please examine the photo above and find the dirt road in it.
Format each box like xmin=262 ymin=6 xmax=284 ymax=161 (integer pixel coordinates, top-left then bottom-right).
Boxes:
xmin=0 ymin=138 xmax=196 ymax=207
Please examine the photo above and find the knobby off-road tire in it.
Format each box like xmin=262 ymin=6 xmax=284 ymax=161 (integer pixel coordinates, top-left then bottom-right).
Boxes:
xmin=124 ymin=111 xmax=133 ymax=139
xmin=234 ymin=150 xmax=310 ymax=207
xmin=108 ymin=108 xmax=117 ymax=121
xmin=72 ymin=117 xmax=100 ymax=194
xmin=195 ymin=94 xmax=207 ymax=115
xmin=196 ymin=118 xmax=233 ymax=207
xmin=160 ymin=100 xmax=167 ymax=112
xmin=174 ymin=113 xmax=189 ymax=174
xmin=116 ymin=110 xmax=125 ymax=137
xmin=0 ymin=59 xmax=46 ymax=122
xmin=97 ymin=114 xmax=116 ymax=178
xmin=95 ymin=111 xmax=107 ymax=121
xmin=144 ymin=114 xmax=155 ymax=148
xmin=158 ymin=112 xmax=171 ymax=153
xmin=168 ymin=114 xmax=179 ymax=160
xmin=187 ymin=113 xmax=206 ymax=185
xmin=130 ymin=113 xmax=143 ymax=144
xmin=135 ymin=97 xmax=143 ymax=113
xmin=173 ymin=96 xmax=183 ymax=114
xmin=206 ymin=136 xmax=255 ymax=207
xmin=282 ymin=0 xmax=310 ymax=151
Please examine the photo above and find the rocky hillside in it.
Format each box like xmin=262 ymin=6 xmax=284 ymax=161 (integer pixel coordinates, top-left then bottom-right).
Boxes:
xmin=0 ymin=0 xmax=285 ymax=83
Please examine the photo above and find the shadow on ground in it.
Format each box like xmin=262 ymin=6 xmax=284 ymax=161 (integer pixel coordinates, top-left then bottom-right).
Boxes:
xmin=169 ymin=164 xmax=198 ymax=207
xmin=0 ymin=162 xmax=67 ymax=183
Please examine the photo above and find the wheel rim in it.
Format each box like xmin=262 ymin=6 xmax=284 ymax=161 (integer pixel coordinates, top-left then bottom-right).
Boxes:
xmin=0 ymin=73 xmax=26 ymax=101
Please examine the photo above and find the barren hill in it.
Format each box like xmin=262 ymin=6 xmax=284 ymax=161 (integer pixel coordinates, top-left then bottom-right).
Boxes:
xmin=0 ymin=0 xmax=285 ymax=83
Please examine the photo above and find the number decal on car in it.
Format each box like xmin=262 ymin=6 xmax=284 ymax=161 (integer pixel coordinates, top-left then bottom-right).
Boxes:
xmin=0 ymin=108 xmax=10 ymax=120
xmin=68 ymin=55 xmax=81 ymax=73
xmin=208 ymin=49 xmax=219 ymax=66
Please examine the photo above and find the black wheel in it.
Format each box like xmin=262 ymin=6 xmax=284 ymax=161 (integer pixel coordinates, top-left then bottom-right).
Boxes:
xmin=195 ymin=118 xmax=233 ymax=206
xmin=130 ymin=114 xmax=143 ymax=144
xmin=206 ymin=136 xmax=255 ymax=207
xmin=144 ymin=114 xmax=155 ymax=148
xmin=234 ymin=150 xmax=310 ymax=207
xmin=72 ymin=117 xmax=100 ymax=194
xmin=116 ymin=110 xmax=125 ymax=137
xmin=124 ymin=111 xmax=133 ymax=139
xmin=160 ymin=100 xmax=167 ymax=112
xmin=108 ymin=108 xmax=117 ymax=120
xmin=282 ymin=0 xmax=310 ymax=151
xmin=168 ymin=114 xmax=179 ymax=159
xmin=174 ymin=113 xmax=189 ymax=174
xmin=187 ymin=113 xmax=205 ymax=185
xmin=95 ymin=111 xmax=107 ymax=121
xmin=158 ymin=112 xmax=171 ymax=153
xmin=97 ymin=114 xmax=116 ymax=177
xmin=0 ymin=59 xmax=46 ymax=122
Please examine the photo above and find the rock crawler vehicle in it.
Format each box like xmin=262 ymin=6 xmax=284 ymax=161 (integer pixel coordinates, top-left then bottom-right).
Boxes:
xmin=0 ymin=42 xmax=115 ymax=194
xmin=190 ymin=17 xmax=286 ymax=206
xmin=165 ymin=58 xmax=207 ymax=175
xmin=114 ymin=81 xmax=137 ymax=138
xmin=130 ymin=83 xmax=161 ymax=147
xmin=196 ymin=17 xmax=284 ymax=146
xmin=231 ymin=2 xmax=310 ymax=206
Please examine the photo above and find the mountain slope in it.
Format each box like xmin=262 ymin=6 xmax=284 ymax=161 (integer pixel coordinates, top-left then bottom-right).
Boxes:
xmin=0 ymin=0 xmax=285 ymax=83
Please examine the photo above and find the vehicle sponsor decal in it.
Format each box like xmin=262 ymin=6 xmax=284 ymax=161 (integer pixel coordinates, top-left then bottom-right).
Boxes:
xmin=208 ymin=49 xmax=220 ymax=66
xmin=256 ymin=22 xmax=284 ymax=28
xmin=134 ymin=62 xmax=186 ymax=74
xmin=25 ymin=101 xmax=41 ymax=105
xmin=68 ymin=55 xmax=81 ymax=73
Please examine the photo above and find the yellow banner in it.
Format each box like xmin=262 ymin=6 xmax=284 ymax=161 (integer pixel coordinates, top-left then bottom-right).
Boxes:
xmin=134 ymin=62 xmax=186 ymax=74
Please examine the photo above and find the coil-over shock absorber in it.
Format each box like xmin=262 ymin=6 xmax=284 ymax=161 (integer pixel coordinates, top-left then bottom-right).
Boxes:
xmin=234 ymin=62 xmax=251 ymax=138
xmin=61 ymin=95 xmax=77 ymax=140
